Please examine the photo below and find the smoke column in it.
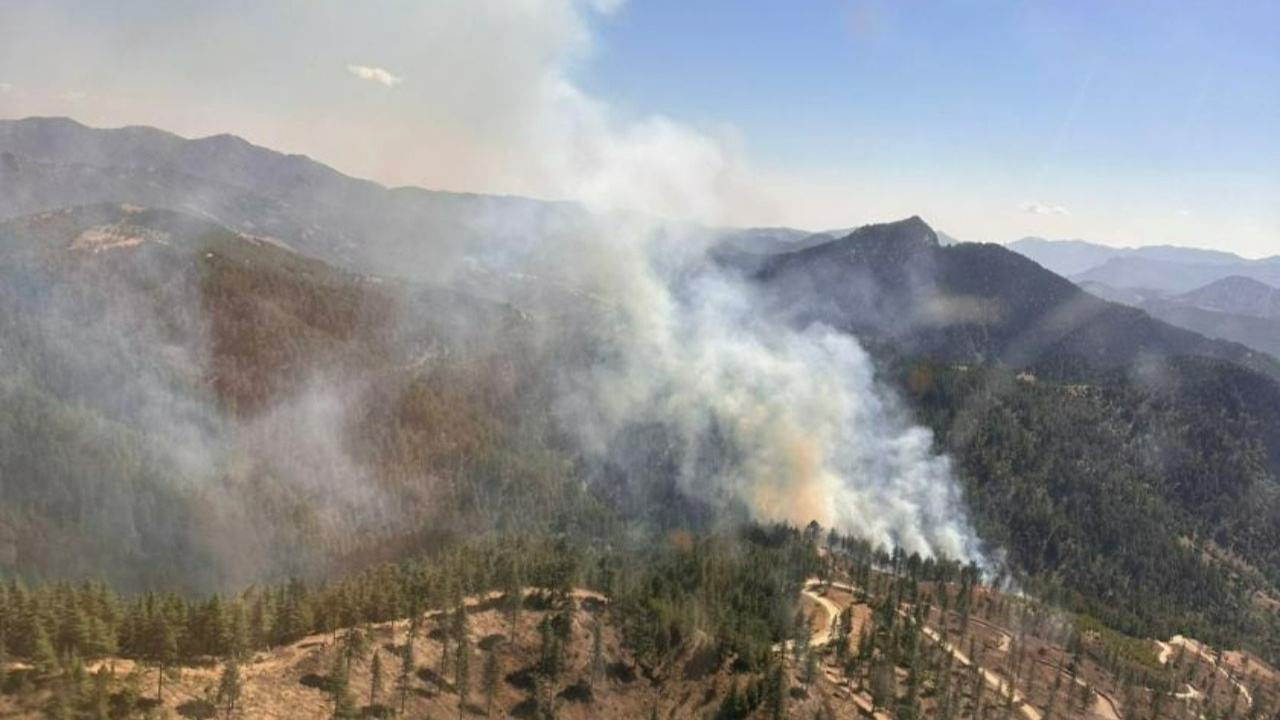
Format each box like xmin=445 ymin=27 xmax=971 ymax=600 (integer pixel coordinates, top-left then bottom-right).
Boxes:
xmin=535 ymin=216 xmax=981 ymax=560
xmin=458 ymin=5 xmax=986 ymax=560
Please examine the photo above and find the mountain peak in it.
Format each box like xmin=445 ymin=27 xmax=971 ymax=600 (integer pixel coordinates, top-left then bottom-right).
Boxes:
xmin=1176 ymin=274 xmax=1280 ymax=319
xmin=870 ymin=214 xmax=935 ymax=237
xmin=836 ymin=215 xmax=939 ymax=258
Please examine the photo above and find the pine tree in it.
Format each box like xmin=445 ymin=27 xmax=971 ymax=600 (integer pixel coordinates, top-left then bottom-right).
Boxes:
xmin=503 ymin=571 xmax=523 ymax=637
xmin=90 ymin=666 xmax=112 ymax=720
xmin=32 ymin=623 xmax=58 ymax=674
xmin=764 ymin=652 xmax=787 ymax=720
xmin=590 ymin=619 xmax=605 ymax=692
xmin=538 ymin=616 xmax=561 ymax=683
xmin=339 ymin=627 xmax=369 ymax=672
xmin=329 ymin=652 xmax=357 ymax=719
xmin=871 ymin=658 xmax=897 ymax=713
xmin=120 ymin=668 xmax=144 ymax=718
xmin=536 ymin=615 xmax=561 ymax=718
xmin=67 ymin=652 xmax=88 ymax=704
xmin=455 ymin=636 xmax=472 ymax=718
xmin=85 ymin=616 xmax=117 ymax=661
xmin=369 ymin=650 xmax=384 ymax=709
xmin=216 ymin=656 xmax=242 ymax=720
xmin=149 ymin=611 xmax=178 ymax=700
xmin=56 ymin=600 xmax=90 ymax=660
xmin=834 ymin=607 xmax=853 ymax=663
xmin=803 ymin=648 xmax=818 ymax=688
xmin=438 ymin=615 xmax=453 ymax=680
xmin=717 ymin=679 xmax=743 ymax=720
xmin=482 ymin=649 xmax=501 ymax=717
xmin=397 ymin=640 xmax=415 ymax=715
xmin=898 ymin=634 xmax=921 ymax=720
xmin=43 ymin=673 xmax=73 ymax=720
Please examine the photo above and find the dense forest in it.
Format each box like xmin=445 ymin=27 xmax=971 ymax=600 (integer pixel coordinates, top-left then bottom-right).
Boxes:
xmin=898 ymin=358 xmax=1280 ymax=659
xmin=0 ymin=524 xmax=830 ymax=719
xmin=4 ymin=523 xmax=1273 ymax=720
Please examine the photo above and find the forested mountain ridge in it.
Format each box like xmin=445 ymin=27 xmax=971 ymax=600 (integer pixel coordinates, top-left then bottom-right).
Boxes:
xmin=0 ymin=117 xmax=585 ymax=284
xmin=750 ymin=217 xmax=1280 ymax=381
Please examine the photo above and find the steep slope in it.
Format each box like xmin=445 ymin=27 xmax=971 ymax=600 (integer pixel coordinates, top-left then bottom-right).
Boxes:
xmin=752 ymin=217 xmax=1280 ymax=381
xmin=0 ymin=204 xmax=588 ymax=591
xmin=1139 ymin=303 xmax=1280 ymax=361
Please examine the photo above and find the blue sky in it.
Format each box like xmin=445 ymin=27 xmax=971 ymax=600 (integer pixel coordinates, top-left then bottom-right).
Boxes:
xmin=585 ymin=1 xmax=1278 ymax=176
xmin=575 ymin=0 xmax=1279 ymax=251
xmin=0 ymin=0 xmax=1276 ymax=254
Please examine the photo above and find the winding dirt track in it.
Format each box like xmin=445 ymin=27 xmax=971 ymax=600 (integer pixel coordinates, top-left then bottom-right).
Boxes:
xmin=1162 ymin=635 xmax=1254 ymax=708
xmin=802 ymin=584 xmax=843 ymax=647
xmin=805 ymin=580 xmax=1049 ymax=720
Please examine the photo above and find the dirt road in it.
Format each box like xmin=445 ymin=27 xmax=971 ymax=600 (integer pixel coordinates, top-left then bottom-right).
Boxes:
xmin=806 ymin=579 xmax=1045 ymax=720
xmin=1164 ymin=635 xmax=1253 ymax=707
xmin=802 ymin=583 xmax=843 ymax=647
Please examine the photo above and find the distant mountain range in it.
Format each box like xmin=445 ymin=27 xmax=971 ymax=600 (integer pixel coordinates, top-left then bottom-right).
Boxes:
xmin=1076 ymin=276 xmax=1280 ymax=360
xmin=1074 ymin=256 xmax=1280 ymax=294
xmin=1008 ymin=236 xmax=1276 ymax=279
xmin=1007 ymin=236 xmax=1280 ymax=360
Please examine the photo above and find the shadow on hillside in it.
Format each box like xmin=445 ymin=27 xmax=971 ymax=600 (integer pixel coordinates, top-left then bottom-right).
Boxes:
xmin=557 ymin=679 xmax=593 ymax=703
xmin=299 ymin=672 xmax=334 ymax=692
xmin=478 ymin=633 xmax=506 ymax=651
xmin=416 ymin=666 xmax=453 ymax=694
xmin=176 ymin=698 xmax=217 ymax=719
xmin=504 ymin=666 xmax=537 ymax=692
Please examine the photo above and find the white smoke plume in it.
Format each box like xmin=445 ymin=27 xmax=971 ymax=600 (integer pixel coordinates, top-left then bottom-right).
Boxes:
xmin=461 ymin=0 xmax=984 ymax=561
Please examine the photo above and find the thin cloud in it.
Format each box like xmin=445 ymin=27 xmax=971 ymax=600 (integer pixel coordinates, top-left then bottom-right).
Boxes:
xmin=1019 ymin=201 xmax=1071 ymax=216
xmin=0 ymin=83 xmax=12 ymax=93
xmin=346 ymin=64 xmax=403 ymax=87
xmin=55 ymin=90 xmax=87 ymax=101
